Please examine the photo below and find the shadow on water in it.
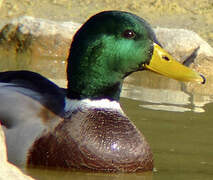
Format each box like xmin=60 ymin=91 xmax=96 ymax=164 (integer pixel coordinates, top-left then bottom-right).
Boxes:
xmin=26 ymin=167 xmax=153 ymax=180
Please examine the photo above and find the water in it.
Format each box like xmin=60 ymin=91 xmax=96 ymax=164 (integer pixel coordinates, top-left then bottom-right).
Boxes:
xmin=122 ymin=98 xmax=213 ymax=180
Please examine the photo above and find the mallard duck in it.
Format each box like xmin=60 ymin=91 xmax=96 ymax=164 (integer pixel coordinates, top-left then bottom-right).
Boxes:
xmin=0 ymin=11 xmax=205 ymax=172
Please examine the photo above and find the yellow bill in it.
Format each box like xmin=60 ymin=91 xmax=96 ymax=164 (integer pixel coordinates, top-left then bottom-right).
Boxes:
xmin=144 ymin=43 xmax=205 ymax=84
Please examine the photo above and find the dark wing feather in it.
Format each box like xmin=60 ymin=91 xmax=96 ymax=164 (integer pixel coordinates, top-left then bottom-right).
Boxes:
xmin=0 ymin=70 xmax=66 ymax=128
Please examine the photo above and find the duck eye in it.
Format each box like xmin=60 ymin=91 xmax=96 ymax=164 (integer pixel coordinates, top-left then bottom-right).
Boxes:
xmin=122 ymin=30 xmax=136 ymax=39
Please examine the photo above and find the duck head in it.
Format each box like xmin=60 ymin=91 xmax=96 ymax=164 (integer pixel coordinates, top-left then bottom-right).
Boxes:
xmin=67 ymin=11 xmax=204 ymax=101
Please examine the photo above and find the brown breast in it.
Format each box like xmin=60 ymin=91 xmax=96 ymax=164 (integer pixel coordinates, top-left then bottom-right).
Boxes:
xmin=27 ymin=108 xmax=153 ymax=172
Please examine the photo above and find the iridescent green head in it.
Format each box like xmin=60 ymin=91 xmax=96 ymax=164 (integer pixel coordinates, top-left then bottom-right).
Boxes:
xmin=67 ymin=11 xmax=157 ymax=100
xmin=67 ymin=11 xmax=204 ymax=101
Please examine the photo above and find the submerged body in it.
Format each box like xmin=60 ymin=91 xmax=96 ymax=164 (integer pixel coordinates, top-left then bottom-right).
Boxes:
xmin=0 ymin=11 xmax=204 ymax=172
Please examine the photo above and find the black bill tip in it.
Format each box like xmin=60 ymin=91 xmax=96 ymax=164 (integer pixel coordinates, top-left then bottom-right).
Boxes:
xmin=200 ymin=74 xmax=206 ymax=84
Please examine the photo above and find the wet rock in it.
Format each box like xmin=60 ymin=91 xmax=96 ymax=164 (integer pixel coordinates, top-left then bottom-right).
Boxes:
xmin=155 ymin=27 xmax=213 ymax=59
xmin=0 ymin=16 xmax=80 ymax=58
xmin=154 ymin=27 xmax=213 ymax=97
xmin=0 ymin=16 xmax=80 ymax=78
xmin=0 ymin=125 xmax=34 ymax=180
xmin=154 ymin=27 xmax=213 ymax=76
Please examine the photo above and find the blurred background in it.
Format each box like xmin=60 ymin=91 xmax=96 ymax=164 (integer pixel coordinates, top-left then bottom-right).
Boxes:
xmin=0 ymin=0 xmax=213 ymax=46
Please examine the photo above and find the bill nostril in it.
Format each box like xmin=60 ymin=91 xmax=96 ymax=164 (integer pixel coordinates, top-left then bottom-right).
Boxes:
xmin=162 ymin=55 xmax=170 ymax=61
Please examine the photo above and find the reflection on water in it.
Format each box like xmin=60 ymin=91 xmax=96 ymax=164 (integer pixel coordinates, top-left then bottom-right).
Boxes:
xmin=122 ymin=71 xmax=213 ymax=113
xmin=139 ymin=104 xmax=191 ymax=113
xmin=122 ymin=83 xmax=207 ymax=113
xmin=122 ymin=83 xmax=192 ymax=113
